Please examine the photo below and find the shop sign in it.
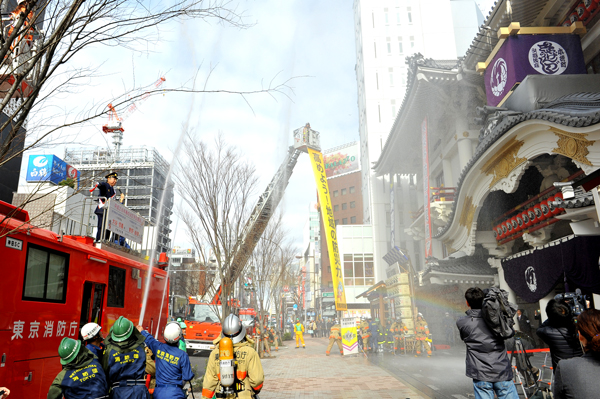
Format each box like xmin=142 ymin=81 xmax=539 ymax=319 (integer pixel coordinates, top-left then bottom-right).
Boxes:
xmin=341 ymin=317 xmax=358 ymax=355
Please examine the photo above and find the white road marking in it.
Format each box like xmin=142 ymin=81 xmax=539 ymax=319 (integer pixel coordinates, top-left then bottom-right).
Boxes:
xmin=452 ymin=395 xmax=469 ymax=399
xmin=412 ymin=373 xmax=423 ymax=378
xmin=428 ymin=385 xmax=440 ymax=391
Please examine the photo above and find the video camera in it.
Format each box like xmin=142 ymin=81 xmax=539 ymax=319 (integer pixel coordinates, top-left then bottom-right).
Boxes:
xmin=554 ymin=288 xmax=588 ymax=316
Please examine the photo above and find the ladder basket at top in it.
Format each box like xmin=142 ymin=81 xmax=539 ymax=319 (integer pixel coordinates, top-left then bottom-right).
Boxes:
xmin=293 ymin=123 xmax=321 ymax=153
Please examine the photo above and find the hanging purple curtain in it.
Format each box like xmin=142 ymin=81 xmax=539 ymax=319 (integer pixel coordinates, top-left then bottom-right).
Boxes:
xmin=501 ymin=236 xmax=600 ymax=303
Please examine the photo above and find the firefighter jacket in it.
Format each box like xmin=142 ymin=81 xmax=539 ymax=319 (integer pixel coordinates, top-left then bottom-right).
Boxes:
xmin=102 ymin=328 xmax=149 ymax=399
xmin=144 ymin=347 xmax=156 ymax=391
xmin=390 ymin=321 xmax=408 ymax=336
xmin=202 ymin=336 xmax=264 ymax=399
xmin=359 ymin=321 xmax=370 ymax=338
xmin=86 ymin=342 xmax=105 ymax=363
xmin=48 ymin=347 xmax=108 ymax=399
xmin=415 ymin=318 xmax=430 ymax=339
xmin=329 ymin=324 xmax=341 ymax=340
xmin=141 ymin=330 xmax=194 ymax=399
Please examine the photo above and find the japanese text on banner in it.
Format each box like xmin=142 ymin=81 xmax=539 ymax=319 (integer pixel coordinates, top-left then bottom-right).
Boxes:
xmin=308 ymin=148 xmax=347 ymax=311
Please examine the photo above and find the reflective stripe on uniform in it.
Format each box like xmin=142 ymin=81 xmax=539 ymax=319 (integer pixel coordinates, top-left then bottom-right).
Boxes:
xmin=236 ymin=370 xmax=247 ymax=380
xmin=253 ymin=382 xmax=263 ymax=392
xmin=202 ymin=388 xmax=215 ymax=398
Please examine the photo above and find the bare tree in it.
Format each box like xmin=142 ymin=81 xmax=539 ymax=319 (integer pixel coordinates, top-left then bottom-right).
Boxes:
xmin=177 ymin=132 xmax=259 ymax=319
xmin=1 ymin=0 xmax=296 ymax=236
xmin=248 ymin=213 xmax=295 ymax=326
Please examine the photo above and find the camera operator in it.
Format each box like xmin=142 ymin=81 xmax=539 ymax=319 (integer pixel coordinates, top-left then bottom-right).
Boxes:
xmin=536 ymin=299 xmax=583 ymax=371
xmin=553 ymin=309 xmax=600 ymax=398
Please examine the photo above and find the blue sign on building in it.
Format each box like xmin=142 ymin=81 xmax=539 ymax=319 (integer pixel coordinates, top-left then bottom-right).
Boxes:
xmin=26 ymin=155 xmax=69 ymax=185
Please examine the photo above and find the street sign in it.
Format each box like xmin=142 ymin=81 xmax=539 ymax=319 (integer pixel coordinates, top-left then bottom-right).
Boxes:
xmin=322 ymin=292 xmax=334 ymax=297
xmin=293 ymin=304 xmax=298 ymax=310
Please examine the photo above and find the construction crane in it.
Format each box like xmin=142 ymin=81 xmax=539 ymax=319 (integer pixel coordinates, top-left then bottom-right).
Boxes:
xmin=224 ymin=124 xmax=321 ymax=288
xmin=102 ymin=76 xmax=166 ymax=157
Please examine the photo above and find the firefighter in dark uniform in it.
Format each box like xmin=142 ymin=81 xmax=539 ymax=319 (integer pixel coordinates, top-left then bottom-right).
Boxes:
xmin=91 ymin=171 xmax=124 ymax=242
xmin=102 ymin=316 xmax=150 ymax=399
xmin=137 ymin=323 xmax=194 ymax=399
xmin=47 ymin=337 xmax=109 ymax=399
xmin=81 ymin=322 xmax=105 ymax=362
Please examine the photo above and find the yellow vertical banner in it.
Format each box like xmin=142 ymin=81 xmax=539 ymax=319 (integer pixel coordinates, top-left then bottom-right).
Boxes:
xmin=307 ymin=148 xmax=347 ymax=311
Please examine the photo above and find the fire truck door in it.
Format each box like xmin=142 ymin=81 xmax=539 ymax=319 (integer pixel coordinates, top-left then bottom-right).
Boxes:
xmin=79 ymin=282 xmax=106 ymax=327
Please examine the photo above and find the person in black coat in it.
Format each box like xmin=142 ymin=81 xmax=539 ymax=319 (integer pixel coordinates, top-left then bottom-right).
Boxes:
xmin=457 ymin=287 xmax=518 ymax=399
xmin=91 ymin=172 xmax=124 ymax=242
xmin=536 ymin=299 xmax=583 ymax=371
xmin=553 ymin=309 xmax=600 ymax=399
xmin=516 ymin=309 xmax=532 ymax=335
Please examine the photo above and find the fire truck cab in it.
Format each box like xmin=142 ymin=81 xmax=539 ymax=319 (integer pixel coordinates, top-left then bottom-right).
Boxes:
xmin=182 ymin=297 xmax=222 ymax=352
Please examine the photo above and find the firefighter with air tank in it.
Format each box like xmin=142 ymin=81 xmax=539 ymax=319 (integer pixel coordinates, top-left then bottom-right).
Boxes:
xmin=359 ymin=317 xmax=370 ymax=351
xmin=201 ymin=314 xmax=264 ymax=398
xmin=389 ymin=317 xmax=408 ymax=353
xmin=326 ymin=318 xmax=343 ymax=356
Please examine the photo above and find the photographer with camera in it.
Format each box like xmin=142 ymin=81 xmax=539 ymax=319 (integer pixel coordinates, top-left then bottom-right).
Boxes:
xmin=536 ymin=299 xmax=583 ymax=372
xmin=553 ymin=309 xmax=600 ymax=398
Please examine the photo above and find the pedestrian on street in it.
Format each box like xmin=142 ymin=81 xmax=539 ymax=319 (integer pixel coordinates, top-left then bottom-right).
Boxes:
xmin=326 ymin=319 xmax=343 ymax=356
xmin=261 ymin=323 xmax=271 ymax=357
xmin=137 ymin=323 xmax=194 ymax=399
xmin=91 ymin=171 xmax=124 ymax=243
xmin=294 ymin=318 xmax=305 ymax=349
xmin=48 ymin=337 xmax=109 ymax=399
xmin=269 ymin=326 xmax=279 ymax=351
xmin=553 ymin=309 xmax=600 ymax=398
xmin=457 ymin=287 xmax=518 ymax=399
xmin=310 ymin=320 xmax=317 ymax=338
xmin=536 ymin=299 xmax=583 ymax=371
xmin=201 ymin=314 xmax=264 ymax=399
xmin=102 ymin=316 xmax=150 ymax=399
xmin=81 ymin=322 xmax=105 ymax=363
xmin=517 ymin=309 xmax=532 ymax=336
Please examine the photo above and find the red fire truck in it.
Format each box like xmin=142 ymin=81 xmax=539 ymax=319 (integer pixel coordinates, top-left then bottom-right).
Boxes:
xmin=0 ymin=201 xmax=169 ymax=398
xmin=239 ymin=308 xmax=257 ymax=335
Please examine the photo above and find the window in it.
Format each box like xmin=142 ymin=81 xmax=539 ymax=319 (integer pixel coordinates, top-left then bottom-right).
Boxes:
xmin=391 ymin=100 xmax=396 ymax=117
xmin=378 ymin=104 xmax=381 ymax=122
xmin=350 ymin=201 xmax=356 ymax=208
xmin=333 ymin=190 xmax=339 ymax=197
xmin=23 ymin=245 xmax=69 ymax=303
xmin=351 ymin=216 xmax=357 ymax=224
xmin=334 ymin=204 xmax=339 ymax=212
xmin=342 ymin=203 xmax=347 ymax=210
xmin=376 ymin=72 xmax=379 ymax=89
xmin=349 ymin=186 xmax=355 ymax=194
xmin=372 ymin=12 xmax=375 ymax=28
xmin=386 ymin=37 xmax=391 ymax=54
xmin=407 ymin=7 xmax=412 ymax=23
xmin=384 ymin=8 xmax=389 ymax=24
xmin=107 ymin=266 xmax=126 ymax=308
xmin=334 ymin=219 xmax=339 ymax=225
xmin=398 ymin=37 xmax=403 ymax=54
xmin=341 ymin=188 xmax=347 ymax=195
xmin=410 ymin=36 xmax=415 ymax=48
xmin=374 ymin=42 xmax=377 ymax=58
xmin=396 ymin=9 xmax=401 ymax=24
xmin=389 ymin=68 xmax=394 ymax=86
xmin=342 ymin=218 xmax=348 ymax=224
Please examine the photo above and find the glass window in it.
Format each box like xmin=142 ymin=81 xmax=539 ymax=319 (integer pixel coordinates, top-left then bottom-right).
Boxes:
xmin=107 ymin=266 xmax=126 ymax=308
xmin=333 ymin=190 xmax=339 ymax=197
xmin=342 ymin=218 xmax=348 ymax=224
xmin=23 ymin=245 xmax=69 ymax=303
xmin=396 ymin=10 xmax=400 ymax=24
xmin=349 ymin=186 xmax=355 ymax=194
xmin=398 ymin=37 xmax=403 ymax=54
xmin=365 ymin=255 xmax=374 ymax=277
xmin=384 ymin=10 xmax=389 ymax=24
xmin=351 ymin=216 xmax=356 ymax=224
xmin=355 ymin=278 xmax=365 ymax=286
xmin=407 ymin=7 xmax=412 ymax=23
xmin=410 ymin=36 xmax=415 ymax=48
xmin=350 ymin=201 xmax=356 ymax=208
xmin=341 ymin=188 xmax=347 ymax=195
xmin=335 ymin=219 xmax=339 ymax=225
xmin=342 ymin=203 xmax=347 ymax=210
xmin=354 ymin=255 xmax=364 ymax=277
xmin=334 ymin=204 xmax=339 ymax=212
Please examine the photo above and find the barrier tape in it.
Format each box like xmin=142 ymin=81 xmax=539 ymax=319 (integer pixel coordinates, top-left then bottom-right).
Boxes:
xmin=506 ymin=348 xmax=550 ymax=354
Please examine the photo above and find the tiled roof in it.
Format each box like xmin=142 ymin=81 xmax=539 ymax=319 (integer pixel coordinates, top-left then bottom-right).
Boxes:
xmin=433 ymin=92 xmax=600 ymax=239
xmin=424 ymin=256 xmax=495 ymax=277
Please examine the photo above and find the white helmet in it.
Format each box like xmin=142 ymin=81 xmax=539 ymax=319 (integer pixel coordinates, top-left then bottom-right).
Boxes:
xmin=222 ymin=314 xmax=246 ymax=344
xmin=164 ymin=322 xmax=182 ymax=344
xmin=81 ymin=323 xmax=101 ymax=341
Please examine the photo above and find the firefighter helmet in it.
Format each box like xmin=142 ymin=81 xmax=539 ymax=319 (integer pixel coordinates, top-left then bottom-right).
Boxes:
xmin=222 ymin=314 xmax=246 ymax=344
xmin=58 ymin=337 xmax=81 ymax=365
xmin=111 ymin=316 xmax=134 ymax=342
xmin=163 ymin=322 xmax=182 ymax=344
xmin=81 ymin=322 xmax=102 ymax=341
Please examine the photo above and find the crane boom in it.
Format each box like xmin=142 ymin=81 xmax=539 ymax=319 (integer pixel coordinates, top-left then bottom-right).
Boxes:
xmin=225 ymin=145 xmax=301 ymax=284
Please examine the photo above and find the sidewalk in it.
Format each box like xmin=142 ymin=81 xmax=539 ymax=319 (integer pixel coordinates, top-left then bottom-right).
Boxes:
xmin=258 ymin=337 xmax=428 ymax=399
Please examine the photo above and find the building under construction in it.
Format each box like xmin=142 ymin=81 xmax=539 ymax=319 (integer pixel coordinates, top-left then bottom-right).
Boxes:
xmin=64 ymin=146 xmax=174 ymax=254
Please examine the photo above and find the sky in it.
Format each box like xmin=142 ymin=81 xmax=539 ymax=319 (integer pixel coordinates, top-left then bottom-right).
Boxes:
xmin=22 ymin=0 xmax=499 ymax=252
